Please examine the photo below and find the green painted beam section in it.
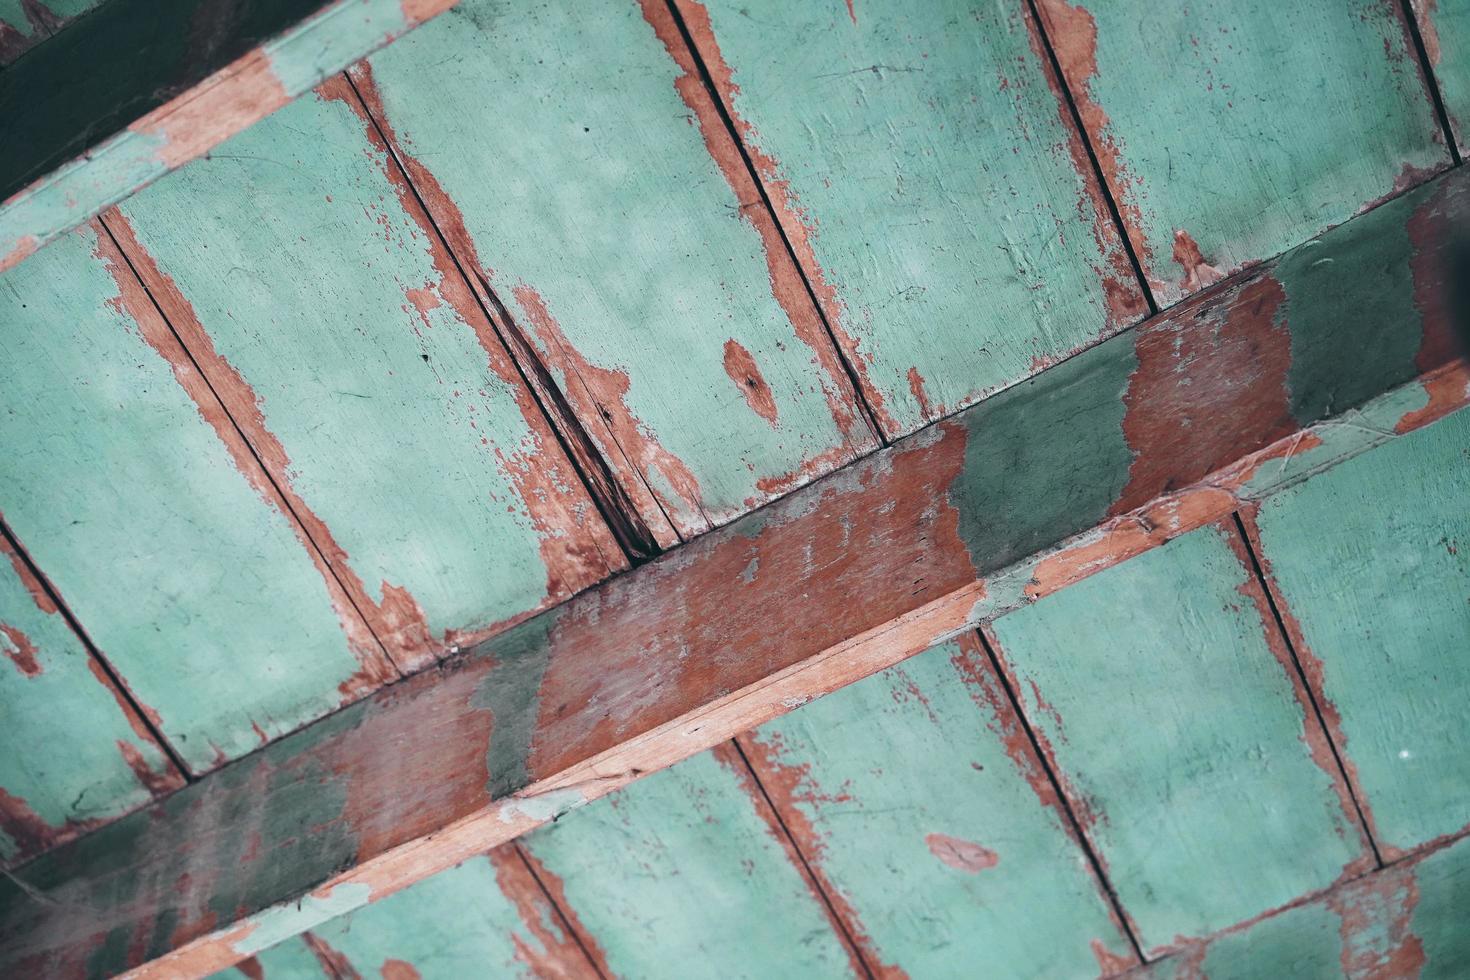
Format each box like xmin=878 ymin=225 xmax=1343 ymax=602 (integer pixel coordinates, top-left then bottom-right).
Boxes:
xmin=0 ymin=537 xmax=179 ymax=867
xmin=1142 ymin=834 xmax=1470 ymax=979
xmin=745 ymin=634 xmax=1134 ymax=977
xmin=988 ymin=522 xmax=1370 ymax=954
xmin=520 ymin=746 xmax=857 ymax=979
xmin=675 ymin=0 xmax=1147 ymax=438
xmin=210 ymin=848 xmax=595 ymax=979
xmin=358 ymin=0 xmax=879 ymax=542
xmin=1415 ymin=0 xmax=1470 ymax=154
xmin=0 ymin=224 xmax=390 ymax=773
xmin=114 ymin=79 xmax=623 ymax=668
xmin=0 ymin=0 xmax=105 ymax=65
xmin=1035 ymin=0 xmax=1449 ymax=306
xmin=1250 ymin=409 xmax=1470 ymax=857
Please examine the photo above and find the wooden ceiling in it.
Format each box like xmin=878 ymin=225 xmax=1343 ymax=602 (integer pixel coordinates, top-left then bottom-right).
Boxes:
xmin=2 ymin=0 xmax=1468 ymax=976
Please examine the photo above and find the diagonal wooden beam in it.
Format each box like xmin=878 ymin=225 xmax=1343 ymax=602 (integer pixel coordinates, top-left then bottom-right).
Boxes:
xmin=1 ymin=165 xmax=1466 ymax=979
xmin=0 ymin=0 xmax=461 ymax=274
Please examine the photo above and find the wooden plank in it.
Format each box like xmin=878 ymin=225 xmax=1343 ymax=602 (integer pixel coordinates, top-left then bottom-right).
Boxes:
xmin=1414 ymin=0 xmax=1470 ymax=154
xmin=0 ymin=0 xmax=105 ymax=65
xmin=0 ymin=533 xmax=183 ymax=868
xmin=209 ymin=845 xmax=597 ymax=979
xmin=110 ymin=75 xmax=624 ymax=670
xmin=740 ymin=633 xmax=1136 ymax=978
xmin=1245 ymin=408 xmax=1470 ymax=859
xmin=5 ymin=168 xmax=1468 ymax=979
xmin=0 ymin=0 xmax=460 ymax=274
xmin=353 ymin=0 xmax=880 ymax=543
xmin=986 ymin=521 xmax=1373 ymax=955
xmin=0 ymin=222 xmax=398 ymax=774
xmin=673 ymin=0 xmax=1147 ymax=438
xmin=519 ymin=743 xmax=859 ymax=978
xmin=1141 ymin=832 xmax=1470 ymax=979
xmin=1034 ymin=0 xmax=1450 ymax=306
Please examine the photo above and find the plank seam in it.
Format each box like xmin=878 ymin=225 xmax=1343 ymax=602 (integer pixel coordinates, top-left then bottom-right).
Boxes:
xmin=510 ymin=841 xmax=610 ymax=980
xmin=1399 ymin=0 xmax=1464 ymax=166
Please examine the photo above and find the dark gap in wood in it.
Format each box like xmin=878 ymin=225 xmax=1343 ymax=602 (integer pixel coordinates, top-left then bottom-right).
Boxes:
xmin=1023 ymin=0 xmax=1159 ymax=317
xmin=512 ymin=840 xmax=609 ymax=980
xmin=0 ymin=516 xmax=193 ymax=782
xmin=975 ymin=628 xmax=1148 ymax=965
xmin=727 ymin=738 xmax=878 ymax=980
xmin=1399 ymin=0 xmax=1463 ymax=167
xmin=1228 ymin=511 xmax=1386 ymax=869
xmin=339 ymin=71 xmax=664 ymax=566
xmin=94 ymin=212 xmax=407 ymax=677
xmin=662 ymin=0 xmax=890 ymax=446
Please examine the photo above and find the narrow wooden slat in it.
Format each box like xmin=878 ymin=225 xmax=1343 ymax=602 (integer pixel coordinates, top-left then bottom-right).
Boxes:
xmin=1034 ymin=0 xmax=1450 ymax=306
xmin=740 ymin=633 xmax=1136 ymax=978
xmin=352 ymin=0 xmax=880 ymax=544
xmin=0 ymin=532 xmax=183 ymax=868
xmin=986 ymin=521 xmax=1373 ymax=955
xmin=672 ymin=0 xmax=1148 ymax=438
xmin=0 ymin=223 xmax=398 ymax=773
xmin=110 ymin=75 xmax=624 ymax=670
xmin=0 ymin=0 xmax=104 ymax=65
xmin=1413 ymin=0 xmax=1470 ymax=155
xmin=518 ymin=744 xmax=859 ymax=979
xmin=1244 ymin=409 xmax=1470 ymax=860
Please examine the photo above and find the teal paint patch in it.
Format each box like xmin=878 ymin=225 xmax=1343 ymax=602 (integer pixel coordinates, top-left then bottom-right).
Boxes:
xmin=989 ymin=523 xmax=1365 ymax=952
xmin=231 ymin=883 xmax=373 ymax=958
xmin=1252 ymin=408 xmax=1470 ymax=854
xmin=1413 ymin=835 xmax=1470 ymax=977
xmin=1042 ymin=0 xmax=1448 ymax=305
xmin=1415 ymin=0 xmax=1470 ymax=154
xmin=687 ymin=0 xmax=1144 ymax=436
xmin=0 ymin=225 xmax=371 ymax=771
xmin=221 ymin=935 xmax=324 ymax=979
xmin=951 ymin=331 xmax=1135 ymax=571
xmin=471 ymin=614 xmax=555 ymax=799
xmin=749 ymin=635 xmax=1133 ymax=977
xmin=521 ymin=748 xmax=854 ymax=978
xmin=362 ymin=0 xmax=875 ymax=537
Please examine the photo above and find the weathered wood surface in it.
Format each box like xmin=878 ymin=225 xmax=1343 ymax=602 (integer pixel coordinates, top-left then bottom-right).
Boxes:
xmin=0 ymin=0 xmax=104 ymax=64
xmin=0 ymin=0 xmax=460 ymax=274
xmin=355 ymin=0 xmax=880 ymax=544
xmin=1141 ymin=832 xmax=1470 ymax=979
xmin=111 ymin=76 xmax=623 ymax=670
xmin=673 ymin=0 xmax=1147 ymax=438
xmin=1414 ymin=0 xmax=1470 ymax=154
xmin=0 ymin=223 xmax=399 ymax=774
xmin=1247 ymin=408 xmax=1470 ymax=859
xmin=520 ymin=743 xmax=859 ymax=979
xmin=741 ymin=633 xmax=1136 ymax=978
xmin=1034 ymin=0 xmax=1450 ymax=306
xmin=0 ymin=533 xmax=183 ymax=868
xmin=987 ymin=521 xmax=1372 ymax=954
xmin=211 ymin=845 xmax=597 ymax=979
xmin=3 ymin=166 xmax=1467 ymax=979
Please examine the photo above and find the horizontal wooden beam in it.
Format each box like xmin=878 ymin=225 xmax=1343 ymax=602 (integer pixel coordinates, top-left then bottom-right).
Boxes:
xmin=2 ymin=165 xmax=1466 ymax=979
xmin=0 ymin=0 xmax=459 ymax=274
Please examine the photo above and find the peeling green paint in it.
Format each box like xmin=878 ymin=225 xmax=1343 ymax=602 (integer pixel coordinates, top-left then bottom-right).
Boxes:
xmin=473 ymin=614 xmax=555 ymax=799
xmin=1415 ymin=0 xmax=1470 ymax=154
xmin=231 ymin=883 xmax=374 ymax=959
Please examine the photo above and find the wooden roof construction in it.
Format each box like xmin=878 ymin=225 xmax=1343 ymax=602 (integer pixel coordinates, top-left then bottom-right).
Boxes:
xmin=2 ymin=0 xmax=1469 ymax=976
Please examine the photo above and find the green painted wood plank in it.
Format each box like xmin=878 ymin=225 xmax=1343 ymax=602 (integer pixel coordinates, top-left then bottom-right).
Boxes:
xmin=745 ymin=633 xmax=1135 ymax=978
xmin=988 ymin=521 xmax=1370 ymax=953
xmin=211 ymin=847 xmax=596 ymax=979
xmin=0 ymin=535 xmax=180 ymax=866
xmin=1249 ymin=407 xmax=1470 ymax=857
xmin=1035 ymin=0 xmax=1449 ymax=306
xmin=1415 ymin=0 xmax=1470 ymax=154
xmin=1143 ymin=833 xmax=1470 ymax=979
xmin=357 ymin=0 xmax=879 ymax=542
xmin=114 ymin=78 xmax=623 ymax=668
xmin=676 ymin=0 xmax=1147 ymax=438
xmin=520 ymin=746 xmax=857 ymax=979
xmin=0 ymin=223 xmax=393 ymax=773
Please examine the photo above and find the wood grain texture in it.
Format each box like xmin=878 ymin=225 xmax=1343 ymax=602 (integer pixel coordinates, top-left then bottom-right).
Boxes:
xmin=741 ymin=633 xmax=1135 ymax=978
xmin=1414 ymin=0 xmax=1470 ymax=154
xmin=987 ymin=521 xmax=1372 ymax=954
xmin=675 ymin=0 xmax=1147 ymax=437
xmin=0 ymin=534 xmax=182 ymax=868
xmin=520 ymin=744 xmax=858 ymax=979
xmin=1035 ymin=0 xmax=1449 ymax=305
xmin=0 ymin=223 xmax=396 ymax=773
xmin=355 ymin=0 xmax=879 ymax=543
xmin=1247 ymin=408 xmax=1470 ymax=859
xmin=113 ymin=77 xmax=623 ymax=669
xmin=209 ymin=846 xmax=597 ymax=980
